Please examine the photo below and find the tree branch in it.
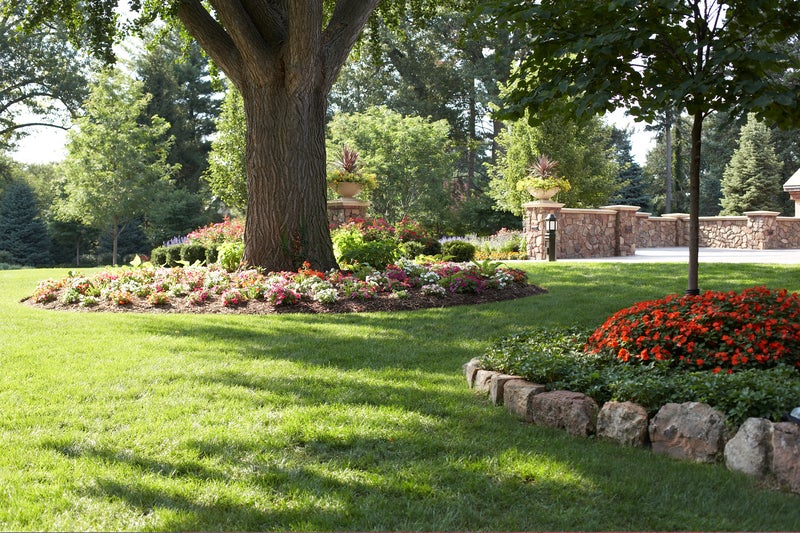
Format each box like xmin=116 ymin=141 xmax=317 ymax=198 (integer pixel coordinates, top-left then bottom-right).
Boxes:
xmin=321 ymin=0 xmax=380 ymax=92
xmin=176 ymin=0 xmax=245 ymax=87
xmin=240 ymin=0 xmax=286 ymax=47
xmin=208 ymin=0 xmax=276 ymax=84
xmin=0 ymin=121 xmax=71 ymax=137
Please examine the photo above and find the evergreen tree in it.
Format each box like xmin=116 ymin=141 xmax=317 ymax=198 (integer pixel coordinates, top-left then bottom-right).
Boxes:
xmin=609 ymin=127 xmax=649 ymax=208
xmin=0 ymin=181 xmax=51 ymax=265
xmin=720 ymin=114 xmax=784 ymax=215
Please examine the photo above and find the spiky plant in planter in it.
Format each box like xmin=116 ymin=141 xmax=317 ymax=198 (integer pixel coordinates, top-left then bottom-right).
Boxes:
xmin=516 ymin=154 xmax=571 ymax=198
xmin=327 ymin=145 xmax=377 ymax=197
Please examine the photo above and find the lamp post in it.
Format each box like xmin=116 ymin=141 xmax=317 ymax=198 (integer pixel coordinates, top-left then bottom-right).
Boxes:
xmin=546 ymin=213 xmax=557 ymax=262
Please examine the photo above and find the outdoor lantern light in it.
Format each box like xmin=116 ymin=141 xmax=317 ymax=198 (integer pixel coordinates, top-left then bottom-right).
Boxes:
xmin=546 ymin=213 xmax=557 ymax=262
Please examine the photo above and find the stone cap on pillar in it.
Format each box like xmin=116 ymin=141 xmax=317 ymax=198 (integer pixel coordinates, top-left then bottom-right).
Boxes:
xmin=783 ymin=167 xmax=800 ymax=192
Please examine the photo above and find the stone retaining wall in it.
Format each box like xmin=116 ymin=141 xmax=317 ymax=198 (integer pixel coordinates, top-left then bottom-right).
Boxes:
xmin=463 ymin=358 xmax=800 ymax=495
xmin=524 ymin=202 xmax=800 ymax=259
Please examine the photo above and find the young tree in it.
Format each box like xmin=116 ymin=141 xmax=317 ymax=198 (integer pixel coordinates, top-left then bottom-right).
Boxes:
xmin=19 ymin=0 xmax=469 ymax=272
xmin=327 ymin=106 xmax=456 ymax=229
xmin=0 ymin=181 xmax=51 ymax=266
xmin=489 ymin=0 xmax=800 ymax=294
xmin=57 ymin=69 xmax=177 ymax=265
xmin=720 ymin=114 xmax=785 ymax=214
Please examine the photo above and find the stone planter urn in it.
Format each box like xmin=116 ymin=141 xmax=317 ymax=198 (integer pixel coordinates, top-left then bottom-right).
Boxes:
xmin=528 ymin=186 xmax=560 ymax=201
xmin=333 ymin=181 xmax=362 ymax=199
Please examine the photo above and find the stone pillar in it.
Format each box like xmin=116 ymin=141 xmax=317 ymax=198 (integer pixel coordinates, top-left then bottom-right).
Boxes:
xmin=783 ymin=168 xmax=800 ymax=216
xmin=523 ymin=201 xmax=563 ymax=260
xmin=789 ymin=191 xmax=800 ymax=218
xmin=662 ymin=213 xmax=690 ymax=246
xmin=604 ymin=205 xmax=641 ymax=256
xmin=744 ymin=211 xmax=780 ymax=249
xmin=327 ymin=198 xmax=368 ymax=229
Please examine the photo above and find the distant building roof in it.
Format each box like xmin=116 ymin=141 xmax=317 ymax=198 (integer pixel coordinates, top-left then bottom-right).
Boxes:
xmin=785 ymin=168 xmax=800 ymax=192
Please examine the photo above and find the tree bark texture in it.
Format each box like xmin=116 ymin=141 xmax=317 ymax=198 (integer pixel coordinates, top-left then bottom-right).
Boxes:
xmin=686 ymin=110 xmax=704 ymax=296
xmin=176 ymin=0 xmax=379 ymax=271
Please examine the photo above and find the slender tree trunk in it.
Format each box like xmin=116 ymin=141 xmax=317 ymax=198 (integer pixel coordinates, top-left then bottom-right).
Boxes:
xmin=686 ymin=110 xmax=704 ymax=295
xmin=241 ymin=83 xmax=336 ymax=272
xmin=112 ymin=214 xmax=119 ymax=266
xmin=664 ymin=109 xmax=673 ymax=214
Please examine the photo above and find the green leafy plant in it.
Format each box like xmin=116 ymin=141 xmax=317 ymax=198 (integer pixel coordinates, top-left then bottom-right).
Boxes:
xmin=441 ymin=240 xmax=476 ymax=262
xmin=217 ymin=240 xmax=244 ymax=272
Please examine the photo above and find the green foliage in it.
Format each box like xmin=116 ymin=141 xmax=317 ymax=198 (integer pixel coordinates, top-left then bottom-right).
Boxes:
xmin=150 ymin=246 xmax=168 ymax=266
xmin=203 ymin=84 xmax=247 ymax=213
xmin=217 ymin=240 xmax=244 ymax=272
xmin=486 ymin=113 xmax=619 ymax=214
xmin=134 ymin=27 xmax=219 ymax=193
xmin=327 ymin=107 xmax=456 ymax=227
xmin=56 ymin=69 xmax=179 ymax=265
xmin=180 ymin=243 xmax=206 ymax=265
xmin=720 ymin=114 xmax=785 ymax=215
xmin=441 ymin=240 xmax=476 ymax=262
xmin=0 ymin=181 xmax=51 ymax=266
xmin=481 ymin=327 xmax=800 ymax=426
xmin=331 ymin=226 xmax=400 ymax=269
xmin=0 ymin=2 xmax=89 ymax=148
xmin=164 ymin=244 xmax=183 ymax=267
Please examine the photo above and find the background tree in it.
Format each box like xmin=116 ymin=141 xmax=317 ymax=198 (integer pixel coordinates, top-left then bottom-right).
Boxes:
xmin=56 ymin=69 xmax=177 ymax=265
xmin=134 ymin=28 xmax=219 ymax=193
xmin=0 ymin=0 xmax=89 ymax=148
xmin=0 ymin=181 xmax=51 ymax=266
xmin=486 ymin=112 xmax=619 ymax=215
xmin=490 ymin=0 xmax=800 ymax=294
xmin=720 ymin=114 xmax=785 ymax=214
xmin=609 ymin=128 xmax=650 ymax=208
xmin=203 ymin=84 xmax=247 ymax=215
xmin=327 ymin=106 xmax=456 ymax=229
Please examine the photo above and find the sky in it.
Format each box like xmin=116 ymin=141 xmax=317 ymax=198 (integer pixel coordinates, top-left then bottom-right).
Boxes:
xmin=11 ymin=108 xmax=656 ymax=167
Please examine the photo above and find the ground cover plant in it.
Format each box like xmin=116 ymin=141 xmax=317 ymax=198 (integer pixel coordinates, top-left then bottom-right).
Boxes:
xmin=1 ymin=262 xmax=799 ymax=530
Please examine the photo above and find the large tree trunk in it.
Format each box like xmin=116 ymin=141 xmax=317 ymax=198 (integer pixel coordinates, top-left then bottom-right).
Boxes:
xmin=242 ymin=83 xmax=336 ymax=272
xmin=686 ymin=110 xmax=704 ymax=295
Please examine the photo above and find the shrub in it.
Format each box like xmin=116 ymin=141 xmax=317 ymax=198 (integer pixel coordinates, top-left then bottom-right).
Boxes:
xmin=441 ymin=240 xmax=475 ymax=262
xmin=164 ymin=245 xmax=183 ymax=267
xmin=331 ymin=225 xmax=400 ymax=269
xmin=150 ymin=247 xmax=168 ymax=266
xmin=181 ymin=243 xmax=207 ymax=265
xmin=218 ymin=240 xmax=244 ymax=271
xmin=585 ymin=287 xmax=800 ymax=373
xmin=205 ymin=245 xmax=219 ymax=265
xmin=399 ymin=241 xmax=425 ymax=259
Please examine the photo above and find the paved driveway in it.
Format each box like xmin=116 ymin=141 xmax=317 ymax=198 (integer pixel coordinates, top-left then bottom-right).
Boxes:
xmin=558 ymin=247 xmax=800 ymax=264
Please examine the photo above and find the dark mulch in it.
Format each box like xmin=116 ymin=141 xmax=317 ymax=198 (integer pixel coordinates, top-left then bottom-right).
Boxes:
xmin=25 ymin=284 xmax=546 ymax=315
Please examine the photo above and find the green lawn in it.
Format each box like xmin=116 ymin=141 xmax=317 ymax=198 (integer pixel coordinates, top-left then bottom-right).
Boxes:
xmin=1 ymin=263 xmax=799 ymax=531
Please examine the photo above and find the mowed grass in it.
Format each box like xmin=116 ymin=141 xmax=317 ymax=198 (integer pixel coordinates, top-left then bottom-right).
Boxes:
xmin=1 ymin=262 xmax=799 ymax=531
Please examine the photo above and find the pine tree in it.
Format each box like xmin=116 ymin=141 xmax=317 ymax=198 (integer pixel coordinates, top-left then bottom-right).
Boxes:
xmin=720 ymin=114 xmax=784 ymax=215
xmin=0 ymin=181 xmax=51 ymax=266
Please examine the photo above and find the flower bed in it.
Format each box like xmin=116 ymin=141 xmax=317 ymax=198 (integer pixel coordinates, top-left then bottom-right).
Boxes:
xmin=479 ymin=287 xmax=800 ymax=425
xmin=27 ymin=259 xmax=541 ymax=314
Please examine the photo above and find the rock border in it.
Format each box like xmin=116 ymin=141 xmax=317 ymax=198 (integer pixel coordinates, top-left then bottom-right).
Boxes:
xmin=463 ymin=359 xmax=800 ymax=495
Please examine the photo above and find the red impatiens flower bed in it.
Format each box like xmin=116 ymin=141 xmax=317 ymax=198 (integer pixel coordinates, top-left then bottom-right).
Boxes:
xmin=584 ymin=286 xmax=800 ymax=373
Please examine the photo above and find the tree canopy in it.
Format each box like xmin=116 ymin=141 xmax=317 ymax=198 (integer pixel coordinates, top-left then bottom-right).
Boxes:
xmin=489 ymin=0 xmax=800 ymax=293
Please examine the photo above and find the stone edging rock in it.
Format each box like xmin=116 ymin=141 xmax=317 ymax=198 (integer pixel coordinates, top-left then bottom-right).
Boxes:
xmin=463 ymin=358 xmax=800 ymax=495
